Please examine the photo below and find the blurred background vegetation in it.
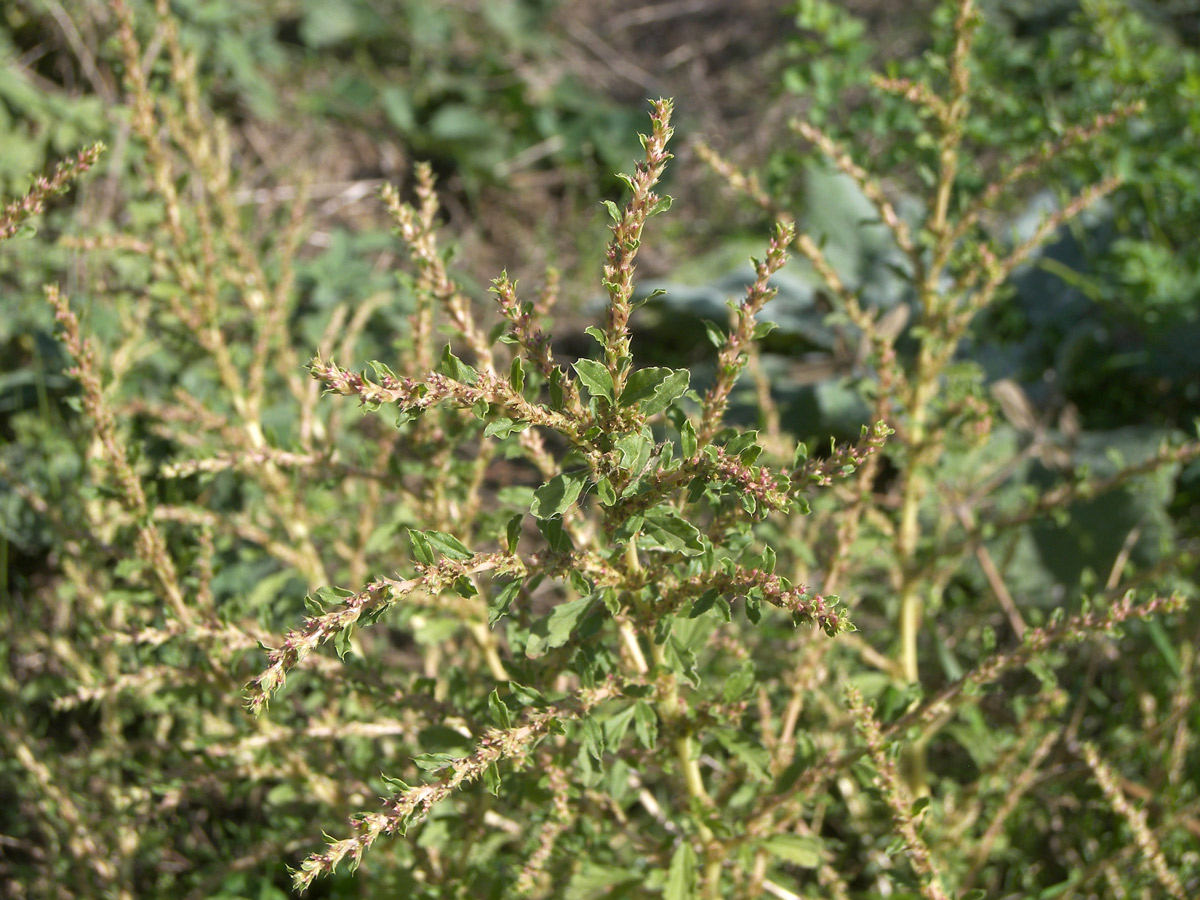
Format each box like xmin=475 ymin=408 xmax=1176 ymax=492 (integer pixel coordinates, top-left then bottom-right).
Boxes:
xmin=2 ymin=0 xmax=1198 ymax=897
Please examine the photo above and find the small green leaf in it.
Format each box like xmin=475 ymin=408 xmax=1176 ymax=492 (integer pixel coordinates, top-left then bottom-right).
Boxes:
xmin=584 ymin=325 xmax=606 ymax=346
xmin=380 ymin=773 xmax=412 ymax=794
xmin=581 ymin=716 xmax=605 ymax=761
xmin=633 ymin=701 xmax=658 ymax=748
xmin=525 ymin=595 xmax=593 ymax=658
xmin=688 ymin=589 xmax=718 ymax=618
xmin=648 ymin=194 xmax=673 ymax=216
xmin=408 ymin=529 xmax=434 ymax=565
xmin=664 ymin=842 xmax=697 ymax=900
xmin=714 ymin=729 xmax=770 ymax=782
xmin=438 ymin=344 xmax=478 ymax=384
xmin=424 ymin=531 xmax=473 ymax=560
xmin=615 ymin=430 xmax=654 ymax=474
xmin=509 ymin=356 xmax=525 ymax=393
xmin=412 ymin=752 xmax=458 ymax=772
xmin=752 ymin=320 xmax=778 ymax=340
xmin=333 ymin=624 xmax=354 ymax=660
xmin=680 ymin=419 xmax=697 ymax=458
xmin=368 ymin=359 xmax=397 ymax=381
xmin=573 ymin=359 xmax=615 ymax=403
xmin=548 ymin=367 xmax=565 ymax=409
xmin=536 ymin=517 xmax=574 ymax=553
xmin=603 ymin=704 xmax=638 ymax=748
xmin=763 ymin=834 xmax=822 ymax=868
xmin=596 ymin=476 xmax=617 ymax=507
xmin=489 ymin=580 xmax=522 ymax=626
xmin=620 ymin=367 xmax=690 ymax=416
xmin=702 ymin=319 xmax=725 ymax=348
xmin=484 ymin=416 xmax=528 ymax=439
xmin=723 ymin=661 xmax=756 ymax=702
xmin=531 ymin=471 xmax=590 ymax=519
xmin=601 ymin=199 xmax=622 ymax=223
xmin=641 ymin=509 xmax=705 ymax=556
xmin=505 ymin=514 xmax=522 ymax=553
xmin=482 ymin=762 xmax=501 ymax=795
xmin=488 ymin=689 xmax=512 ymax=729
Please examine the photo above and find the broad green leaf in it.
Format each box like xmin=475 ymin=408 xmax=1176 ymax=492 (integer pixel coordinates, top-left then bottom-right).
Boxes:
xmin=531 ymin=471 xmax=590 ymax=519
xmin=615 ymin=430 xmax=654 ymax=474
xmin=525 ymin=595 xmax=593 ymax=658
xmin=620 ymin=366 xmax=690 ymax=416
xmin=573 ymin=358 xmax=615 ymax=403
xmin=640 ymin=509 xmax=705 ymax=556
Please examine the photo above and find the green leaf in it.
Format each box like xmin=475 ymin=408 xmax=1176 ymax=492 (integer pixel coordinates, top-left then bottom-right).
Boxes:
xmin=408 ymin=529 xmax=434 ymax=565
xmin=714 ymin=729 xmax=770 ymax=781
xmin=648 ymin=194 xmax=673 ymax=216
xmin=531 ymin=471 xmax=590 ymax=519
xmin=615 ymin=430 xmax=654 ymax=474
xmin=484 ymin=416 xmax=528 ymax=439
xmin=723 ymin=660 xmax=756 ymax=702
xmin=482 ymin=761 xmax=501 ymax=795
xmin=573 ymin=358 xmax=615 ymax=403
xmin=641 ymin=509 xmax=705 ymax=556
xmin=488 ymin=580 xmax=522 ymax=626
xmin=633 ymin=701 xmax=658 ymax=748
xmin=333 ymin=624 xmax=354 ymax=660
xmin=488 ymin=689 xmax=512 ymax=729
xmin=680 ymin=419 xmax=697 ymax=458
xmin=752 ymin=320 xmax=778 ymax=340
xmin=525 ymin=595 xmax=593 ymax=658
xmin=703 ymin=319 xmax=725 ymax=348
xmin=581 ymin=716 xmax=605 ymax=762
xmin=620 ymin=367 xmax=690 ymax=416
xmin=412 ymin=752 xmax=458 ymax=773
xmin=505 ymin=514 xmax=523 ymax=553
xmin=595 ymin=476 xmax=617 ymax=507
xmin=380 ymin=772 xmax=412 ymax=794
xmin=536 ymin=517 xmax=574 ymax=553
xmin=601 ymin=199 xmax=622 ymax=223
xmin=763 ymin=834 xmax=822 ymax=868
xmin=548 ymin=367 xmax=565 ymax=409
xmin=438 ymin=344 xmax=478 ymax=384
xmin=509 ymin=355 xmax=525 ymax=393
xmin=424 ymin=531 xmax=473 ymax=561
xmin=584 ymin=325 xmax=606 ymax=346
xmin=603 ymin=704 xmax=638 ymax=748
xmin=664 ymin=842 xmax=697 ymax=900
